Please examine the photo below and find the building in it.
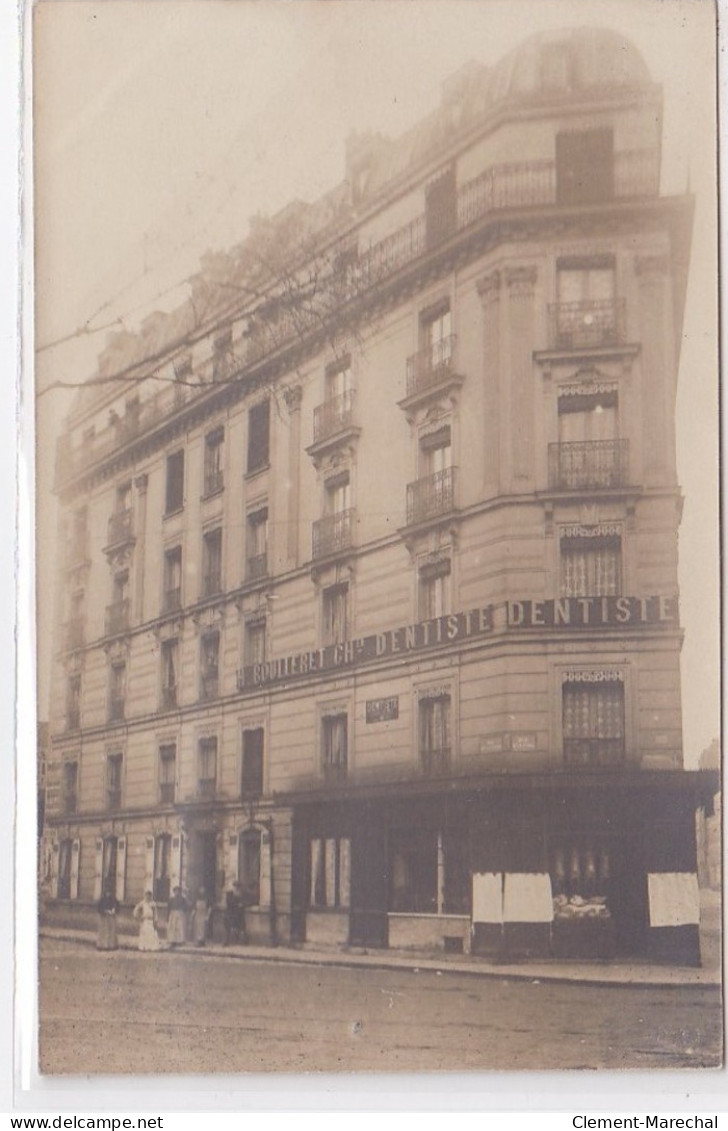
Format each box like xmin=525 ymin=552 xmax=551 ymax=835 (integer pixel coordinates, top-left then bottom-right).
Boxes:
xmin=43 ymin=27 xmax=717 ymax=964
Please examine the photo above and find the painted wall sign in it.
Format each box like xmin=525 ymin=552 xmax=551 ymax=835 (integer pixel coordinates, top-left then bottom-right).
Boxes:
xmin=366 ymin=697 xmax=399 ymax=723
xmin=507 ymin=596 xmax=677 ymax=629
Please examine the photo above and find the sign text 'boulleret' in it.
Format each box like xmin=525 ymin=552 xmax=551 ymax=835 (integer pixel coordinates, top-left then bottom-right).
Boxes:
xmin=240 ymin=596 xmax=677 ymax=689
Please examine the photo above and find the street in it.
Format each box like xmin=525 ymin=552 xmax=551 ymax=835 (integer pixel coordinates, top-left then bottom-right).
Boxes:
xmin=38 ymin=938 xmax=722 ymax=1074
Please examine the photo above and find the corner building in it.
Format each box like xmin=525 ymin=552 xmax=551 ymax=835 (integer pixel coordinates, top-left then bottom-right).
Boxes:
xmin=44 ymin=28 xmax=715 ymax=963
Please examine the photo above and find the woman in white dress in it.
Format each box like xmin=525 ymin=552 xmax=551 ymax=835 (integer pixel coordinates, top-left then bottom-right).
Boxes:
xmin=133 ymin=890 xmax=162 ymax=951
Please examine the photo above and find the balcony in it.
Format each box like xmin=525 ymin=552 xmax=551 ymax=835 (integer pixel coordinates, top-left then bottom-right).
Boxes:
xmin=106 ymin=509 xmax=134 ymax=548
xmin=161 ymin=686 xmax=178 ymax=711
xmin=197 ymin=778 xmax=216 ymax=801
xmin=246 ymin=552 xmax=268 ymax=582
xmin=421 ymin=747 xmax=451 ymax=776
xmin=200 ymin=673 xmax=219 ymax=701
xmin=162 ymin=587 xmax=181 ymax=614
xmin=548 ymin=440 xmax=629 ymax=492
xmin=202 ymin=470 xmax=224 ymax=498
xmin=457 ymin=159 xmax=556 ymax=227
xmin=63 ymin=618 xmax=85 ymax=651
xmin=108 ymin=697 xmax=125 ymax=723
xmin=159 ymin=782 xmax=176 ymax=805
xmin=548 ymin=299 xmax=627 ymax=352
xmin=312 ymin=508 xmax=355 ymax=560
xmin=106 ymin=788 xmax=122 ymax=812
xmin=406 ymin=467 xmax=457 ymax=527
xmin=313 ymin=390 xmax=356 ymax=444
xmin=563 ymin=738 xmax=625 ymax=768
xmin=105 ymin=598 xmax=130 ymax=636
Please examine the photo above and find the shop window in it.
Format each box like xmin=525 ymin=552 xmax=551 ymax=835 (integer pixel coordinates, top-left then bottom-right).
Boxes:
xmin=560 ymin=533 xmax=622 ymax=597
xmin=241 ymin=728 xmax=264 ymax=798
xmin=322 ymin=582 xmax=349 ymax=646
xmin=159 ymin=743 xmax=176 ymax=804
xmin=163 ymin=545 xmax=182 ymax=611
xmin=244 ymin=617 xmax=266 ymax=667
xmin=562 ymin=676 xmax=625 ymax=767
xmin=246 ymin=507 xmax=268 ymax=580
xmin=165 ymin=450 xmax=185 ymax=514
xmin=62 ymin=761 xmax=78 ymax=815
xmin=202 ymin=527 xmax=223 ymax=597
xmin=203 ymin=427 xmax=224 ymax=496
xmin=418 ymin=557 xmax=451 ymax=620
xmin=556 ymin=128 xmax=614 ymax=204
xmin=106 ymin=753 xmax=123 ymax=811
xmin=551 ymin=840 xmax=613 ymax=924
xmin=161 ymin=639 xmax=179 ymax=710
xmin=322 ymin=713 xmax=348 ymax=780
xmin=419 ymin=692 xmax=451 ymax=773
xmin=197 ymin=736 xmax=217 ymax=799
xmin=200 ymin=631 xmax=220 ymax=700
xmin=238 ymin=829 xmax=261 ymax=905
xmin=247 ymin=400 xmax=270 ymax=474
xmin=389 ymin=829 xmax=438 ymax=913
xmin=153 ymin=833 xmax=172 ymax=903
xmin=310 ymin=837 xmax=350 ymax=909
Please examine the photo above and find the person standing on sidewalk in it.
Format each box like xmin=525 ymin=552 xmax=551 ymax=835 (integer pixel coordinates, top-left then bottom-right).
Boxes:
xmin=167 ymin=886 xmax=188 ymax=947
xmin=96 ymin=885 xmax=120 ymax=951
xmin=133 ymin=890 xmax=163 ymax=951
xmin=223 ymin=882 xmax=246 ymax=946
xmin=191 ymin=886 xmax=211 ymax=947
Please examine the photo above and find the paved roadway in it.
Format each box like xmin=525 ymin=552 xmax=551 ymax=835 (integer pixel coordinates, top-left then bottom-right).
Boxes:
xmin=39 ymin=938 xmax=722 ymax=1075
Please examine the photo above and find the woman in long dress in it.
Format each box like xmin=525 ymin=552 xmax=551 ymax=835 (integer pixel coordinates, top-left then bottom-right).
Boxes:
xmin=167 ymin=886 xmax=188 ymax=947
xmin=133 ymin=890 xmax=162 ymax=951
xmin=96 ymin=887 xmax=120 ymax=951
xmin=191 ymin=887 xmax=211 ymax=947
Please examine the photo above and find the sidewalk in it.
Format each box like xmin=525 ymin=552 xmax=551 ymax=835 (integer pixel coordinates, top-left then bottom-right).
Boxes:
xmin=41 ymin=909 xmax=722 ymax=990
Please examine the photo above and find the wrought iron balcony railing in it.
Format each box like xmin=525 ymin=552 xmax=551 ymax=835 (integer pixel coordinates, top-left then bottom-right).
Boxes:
xmin=105 ymin=598 xmax=130 ymax=636
xmin=457 ymin=159 xmax=556 ymax=227
xmin=107 ymin=509 xmax=133 ymax=546
xmin=548 ymin=299 xmax=627 ymax=351
xmin=246 ymin=552 xmax=268 ymax=581
xmin=159 ymin=782 xmax=176 ymax=804
xmin=405 ymin=335 xmax=456 ymax=397
xmin=406 ymin=467 xmax=456 ymax=526
xmin=312 ymin=508 xmax=355 ymax=560
xmin=548 ymin=440 xmax=629 ymax=491
xmin=313 ymin=389 xmax=356 ymax=444
xmin=163 ymin=587 xmax=181 ymax=614
xmin=420 ymin=747 xmax=451 ymax=776
xmin=563 ymin=738 xmax=625 ymax=768
xmin=200 ymin=673 xmax=219 ymax=701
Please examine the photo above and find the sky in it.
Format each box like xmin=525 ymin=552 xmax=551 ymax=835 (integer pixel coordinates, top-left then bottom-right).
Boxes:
xmin=31 ymin=0 xmax=720 ymax=765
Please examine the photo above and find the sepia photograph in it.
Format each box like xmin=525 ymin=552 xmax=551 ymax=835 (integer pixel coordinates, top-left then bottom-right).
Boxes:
xmin=32 ymin=0 xmax=721 ymax=1081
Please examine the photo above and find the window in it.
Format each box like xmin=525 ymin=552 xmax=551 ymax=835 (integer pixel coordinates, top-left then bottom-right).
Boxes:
xmin=58 ymin=838 xmax=73 ymax=900
xmin=106 ymin=753 xmax=123 ymax=811
xmin=325 ymin=471 xmax=350 ymax=516
xmin=159 ymin=744 xmax=176 ymax=804
xmin=102 ymin=836 xmax=118 ymax=893
xmin=419 ymin=693 xmax=451 ymax=773
xmin=202 ymin=528 xmax=223 ymax=596
xmin=418 ymin=558 xmax=451 ymax=620
xmin=425 ymin=164 xmax=456 ymax=248
xmin=556 ymin=127 xmax=614 ymax=205
xmin=553 ymin=387 xmax=625 ymax=490
xmin=200 ymin=632 xmax=220 ymax=700
xmin=108 ymin=663 xmax=126 ymax=722
xmin=247 ymin=400 xmax=270 ymax=474
xmin=389 ymin=829 xmax=438 ymax=913
xmin=326 ymin=358 xmax=352 ymax=403
xmin=409 ymin=427 xmax=454 ymax=524
xmin=554 ymin=256 xmax=618 ymax=349
xmin=244 ymin=618 xmax=266 ymax=667
xmin=246 ymin=507 xmax=268 ymax=580
xmin=322 ymin=713 xmax=348 ymax=780
xmin=165 ymin=450 xmax=185 ymax=514
xmin=420 ymin=304 xmax=453 ymax=372
xmin=551 ymin=840 xmax=612 ymax=911
xmin=107 ymin=571 xmax=130 ymax=635
xmin=560 ymin=532 xmax=622 ymax=597
xmin=203 ymin=428 xmax=224 ymax=496
xmin=163 ymin=546 xmax=182 ymax=612
xmin=310 ymin=837 xmax=351 ymax=909
xmin=161 ymin=639 xmax=179 ymax=709
xmin=212 ymin=329 xmax=233 ymax=383
xmin=153 ymin=833 xmax=172 ymax=902
xmin=62 ymin=761 xmax=78 ymax=814
xmin=116 ymin=481 xmax=132 ymax=514
xmin=558 ymin=388 xmax=618 ymax=444
xmin=238 ymin=829 xmax=261 ymax=905
xmin=242 ymin=728 xmax=264 ymax=798
xmin=66 ymin=674 xmax=81 ymax=731
xmin=322 ymin=583 xmax=348 ymax=646
xmin=562 ymin=676 xmax=625 ymax=766
xmin=197 ymin=737 xmax=217 ymax=799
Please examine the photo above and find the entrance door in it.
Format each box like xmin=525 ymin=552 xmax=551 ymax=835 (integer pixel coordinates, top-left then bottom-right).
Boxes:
xmin=349 ymin=813 xmax=388 ymax=948
xmin=196 ymin=831 xmax=218 ymax=903
xmin=609 ymin=835 xmax=648 ymax=956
